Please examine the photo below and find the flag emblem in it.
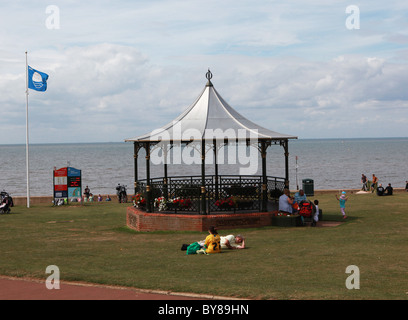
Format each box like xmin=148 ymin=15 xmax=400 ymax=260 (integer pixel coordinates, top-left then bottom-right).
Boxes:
xmin=28 ymin=66 xmax=49 ymax=91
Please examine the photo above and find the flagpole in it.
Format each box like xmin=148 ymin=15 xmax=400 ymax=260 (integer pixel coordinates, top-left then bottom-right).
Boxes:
xmin=296 ymin=155 xmax=299 ymax=191
xmin=25 ymin=51 xmax=30 ymax=208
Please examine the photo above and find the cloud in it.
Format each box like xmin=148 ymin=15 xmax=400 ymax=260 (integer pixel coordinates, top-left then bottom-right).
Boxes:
xmin=2 ymin=45 xmax=408 ymax=143
xmin=0 ymin=1 xmax=408 ymax=143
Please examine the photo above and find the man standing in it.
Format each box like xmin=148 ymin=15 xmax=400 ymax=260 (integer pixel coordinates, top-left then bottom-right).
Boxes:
xmin=371 ymin=174 xmax=378 ymax=193
xmin=84 ymin=186 xmax=90 ymax=200
xmin=361 ymin=174 xmax=368 ymax=191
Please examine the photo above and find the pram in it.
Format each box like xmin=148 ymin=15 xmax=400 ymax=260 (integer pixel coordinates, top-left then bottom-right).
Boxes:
xmin=0 ymin=191 xmax=13 ymax=214
xmin=297 ymin=200 xmax=315 ymax=225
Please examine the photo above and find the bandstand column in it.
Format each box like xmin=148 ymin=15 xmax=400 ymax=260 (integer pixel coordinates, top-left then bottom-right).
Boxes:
xmin=145 ymin=142 xmax=152 ymax=212
xmin=201 ymin=140 xmax=206 ymax=214
xmin=163 ymin=145 xmax=169 ymax=199
xmin=213 ymin=139 xmax=219 ymax=200
xmin=133 ymin=142 xmax=139 ymax=194
xmin=283 ymin=140 xmax=290 ymax=188
xmin=261 ymin=140 xmax=268 ymax=212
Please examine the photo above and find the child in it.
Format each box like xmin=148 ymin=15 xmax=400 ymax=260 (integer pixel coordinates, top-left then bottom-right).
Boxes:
xmin=335 ymin=191 xmax=348 ymax=219
xmin=204 ymin=226 xmax=221 ymax=254
xmin=311 ymin=199 xmax=319 ymax=227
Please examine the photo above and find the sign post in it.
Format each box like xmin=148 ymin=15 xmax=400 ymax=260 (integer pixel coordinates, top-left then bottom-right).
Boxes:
xmin=53 ymin=167 xmax=81 ymax=204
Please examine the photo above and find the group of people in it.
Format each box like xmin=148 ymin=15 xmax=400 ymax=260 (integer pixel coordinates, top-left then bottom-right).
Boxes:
xmin=97 ymin=194 xmax=112 ymax=201
xmin=184 ymin=226 xmax=246 ymax=254
xmin=83 ymin=186 xmax=111 ymax=202
xmin=278 ymin=187 xmax=351 ymax=222
xmin=376 ymin=183 xmax=393 ymax=196
xmin=361 ymin=174 xmax=380 ymax=193
xmin=361 ymin=174 xmax=394 ymax=196
xmin=185 ymin=177 xmax=407 ymax=255
xmin=278 ymin=188 xmax=320 ymax=226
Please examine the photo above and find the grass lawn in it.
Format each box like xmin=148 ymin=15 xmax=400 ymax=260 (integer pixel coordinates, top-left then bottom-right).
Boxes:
xmin=0 ymin=192 xmax=407 ymax=300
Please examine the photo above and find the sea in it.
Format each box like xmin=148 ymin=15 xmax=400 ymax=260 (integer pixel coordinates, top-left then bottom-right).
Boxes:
xmin=0 ymin=137 xmax=407 ymax=197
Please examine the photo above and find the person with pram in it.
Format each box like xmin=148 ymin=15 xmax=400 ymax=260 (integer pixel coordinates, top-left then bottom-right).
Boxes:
xmin=292 ymin=189 xmax=316 ymax=225
xmin=0 ymin=192 xmax=13 ymax=214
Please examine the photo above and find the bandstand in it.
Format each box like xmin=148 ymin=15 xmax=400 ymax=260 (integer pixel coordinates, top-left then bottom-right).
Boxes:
xmin=125 ymin=70 xmax=297 ymax=230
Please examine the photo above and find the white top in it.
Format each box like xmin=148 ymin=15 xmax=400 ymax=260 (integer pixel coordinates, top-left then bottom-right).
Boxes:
xmin=220 ymin=235 xmax=238 ymax=249
xmin=314 ymin=205 xmax=319 ymax=222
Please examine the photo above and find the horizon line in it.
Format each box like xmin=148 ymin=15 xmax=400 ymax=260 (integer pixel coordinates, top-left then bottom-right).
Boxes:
xmin=0 ymin=136 xmax=407 ymax=146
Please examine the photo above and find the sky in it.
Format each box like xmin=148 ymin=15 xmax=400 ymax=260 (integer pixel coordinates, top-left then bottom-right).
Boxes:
xmin=0 ymin=0 xmax=407 ymax=144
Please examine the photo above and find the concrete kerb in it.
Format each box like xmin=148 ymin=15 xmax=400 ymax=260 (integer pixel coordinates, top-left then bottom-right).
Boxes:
xmin=0 ymin=275 xmax=248 ymax=300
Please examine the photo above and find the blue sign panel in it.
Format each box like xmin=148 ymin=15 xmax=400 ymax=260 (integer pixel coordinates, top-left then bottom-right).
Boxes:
xmin=68 ymin=167 xmax=81 ymax=177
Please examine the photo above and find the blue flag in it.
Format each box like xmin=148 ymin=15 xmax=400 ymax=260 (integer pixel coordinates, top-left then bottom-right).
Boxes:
xmin=28 ymin=66 xmax=49 ymax=92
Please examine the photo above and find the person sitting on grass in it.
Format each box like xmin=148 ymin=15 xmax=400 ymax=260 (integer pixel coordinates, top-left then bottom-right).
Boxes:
xmin=377 ymin=184 xmax=385 ymax=196
xmin=220 ymin=234 xmax=245 ymax=250
xmin=294 ymin=189 xmax=307 ymax=204
xmin=197 ymin=226 xmax=221 ymax=254
xmin=293 ymin=189 xmax=307 ymax=212
xmin=279 ymin=188 xmax=294 ymax=214
xmin=384 ymin=183 xmax=393 ymax=196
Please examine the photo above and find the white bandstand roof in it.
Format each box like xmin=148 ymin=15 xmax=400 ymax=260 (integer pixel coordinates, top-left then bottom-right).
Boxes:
xmin=125 ymin=72 xmax=297 ymax=143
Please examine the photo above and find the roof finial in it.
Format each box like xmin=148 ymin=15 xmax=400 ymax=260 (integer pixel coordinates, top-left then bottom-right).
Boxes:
xmin=206 ymin=68 xmax=213 ymax=87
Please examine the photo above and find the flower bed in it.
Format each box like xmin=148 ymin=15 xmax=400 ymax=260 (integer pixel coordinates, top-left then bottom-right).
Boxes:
xmin=271 ymin=212 xmax=303 ymax=227
xmin=215 ymin=197 xmax=236 ymax=210
xmin=132 ymin=193 xmax=146 ymax=209
xmin=154 ymin=197 xmax=192 ymax=211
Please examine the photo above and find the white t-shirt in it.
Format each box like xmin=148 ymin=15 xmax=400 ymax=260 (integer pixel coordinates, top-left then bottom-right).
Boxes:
xmin=314 ymin=205 xmax=319 ymax=222
xmin=220 ymin=235 xmax=237 ymax=249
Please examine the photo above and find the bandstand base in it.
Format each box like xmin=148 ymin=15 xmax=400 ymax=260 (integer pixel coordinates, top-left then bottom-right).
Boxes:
xmin=126 ymin=206 xmax=276 ymax=232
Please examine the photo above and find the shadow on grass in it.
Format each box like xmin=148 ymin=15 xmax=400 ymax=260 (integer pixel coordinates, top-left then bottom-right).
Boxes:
xmin=321 ymin=213 xmax=360 ymax=224
xmin=0 ymin=208 xmax=23 ymax=215
xmin=113 ymin=226 xmax=201 ymax=235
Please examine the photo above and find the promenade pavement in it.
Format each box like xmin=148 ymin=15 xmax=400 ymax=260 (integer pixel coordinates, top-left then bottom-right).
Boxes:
xmin=0 ymin=276 xmax=214 ymax=300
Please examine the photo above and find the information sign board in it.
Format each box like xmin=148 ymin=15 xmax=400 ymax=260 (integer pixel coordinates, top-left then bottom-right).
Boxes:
xmin=53 ymin=166 xmax=82 ymax=203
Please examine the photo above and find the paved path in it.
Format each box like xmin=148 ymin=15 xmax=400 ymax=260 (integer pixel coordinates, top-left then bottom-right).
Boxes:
xmin=0 ymin=276 xmax=210 ymax=300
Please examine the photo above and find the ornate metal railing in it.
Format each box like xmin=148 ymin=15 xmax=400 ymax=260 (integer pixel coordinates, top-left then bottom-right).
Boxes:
xmin=134 ymin=175 xmax=286 ymax=214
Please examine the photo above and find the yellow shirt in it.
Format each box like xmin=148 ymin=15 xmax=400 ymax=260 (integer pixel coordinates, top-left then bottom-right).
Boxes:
xmin=204 ymin=234 xmax=221 ymax=253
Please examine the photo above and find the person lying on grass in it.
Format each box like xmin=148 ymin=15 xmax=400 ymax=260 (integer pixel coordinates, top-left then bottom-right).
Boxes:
xmin=196 ymin=234 xmax=246 ymax=250
xmin=220 ymin=234 xmax=245 ymax=250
